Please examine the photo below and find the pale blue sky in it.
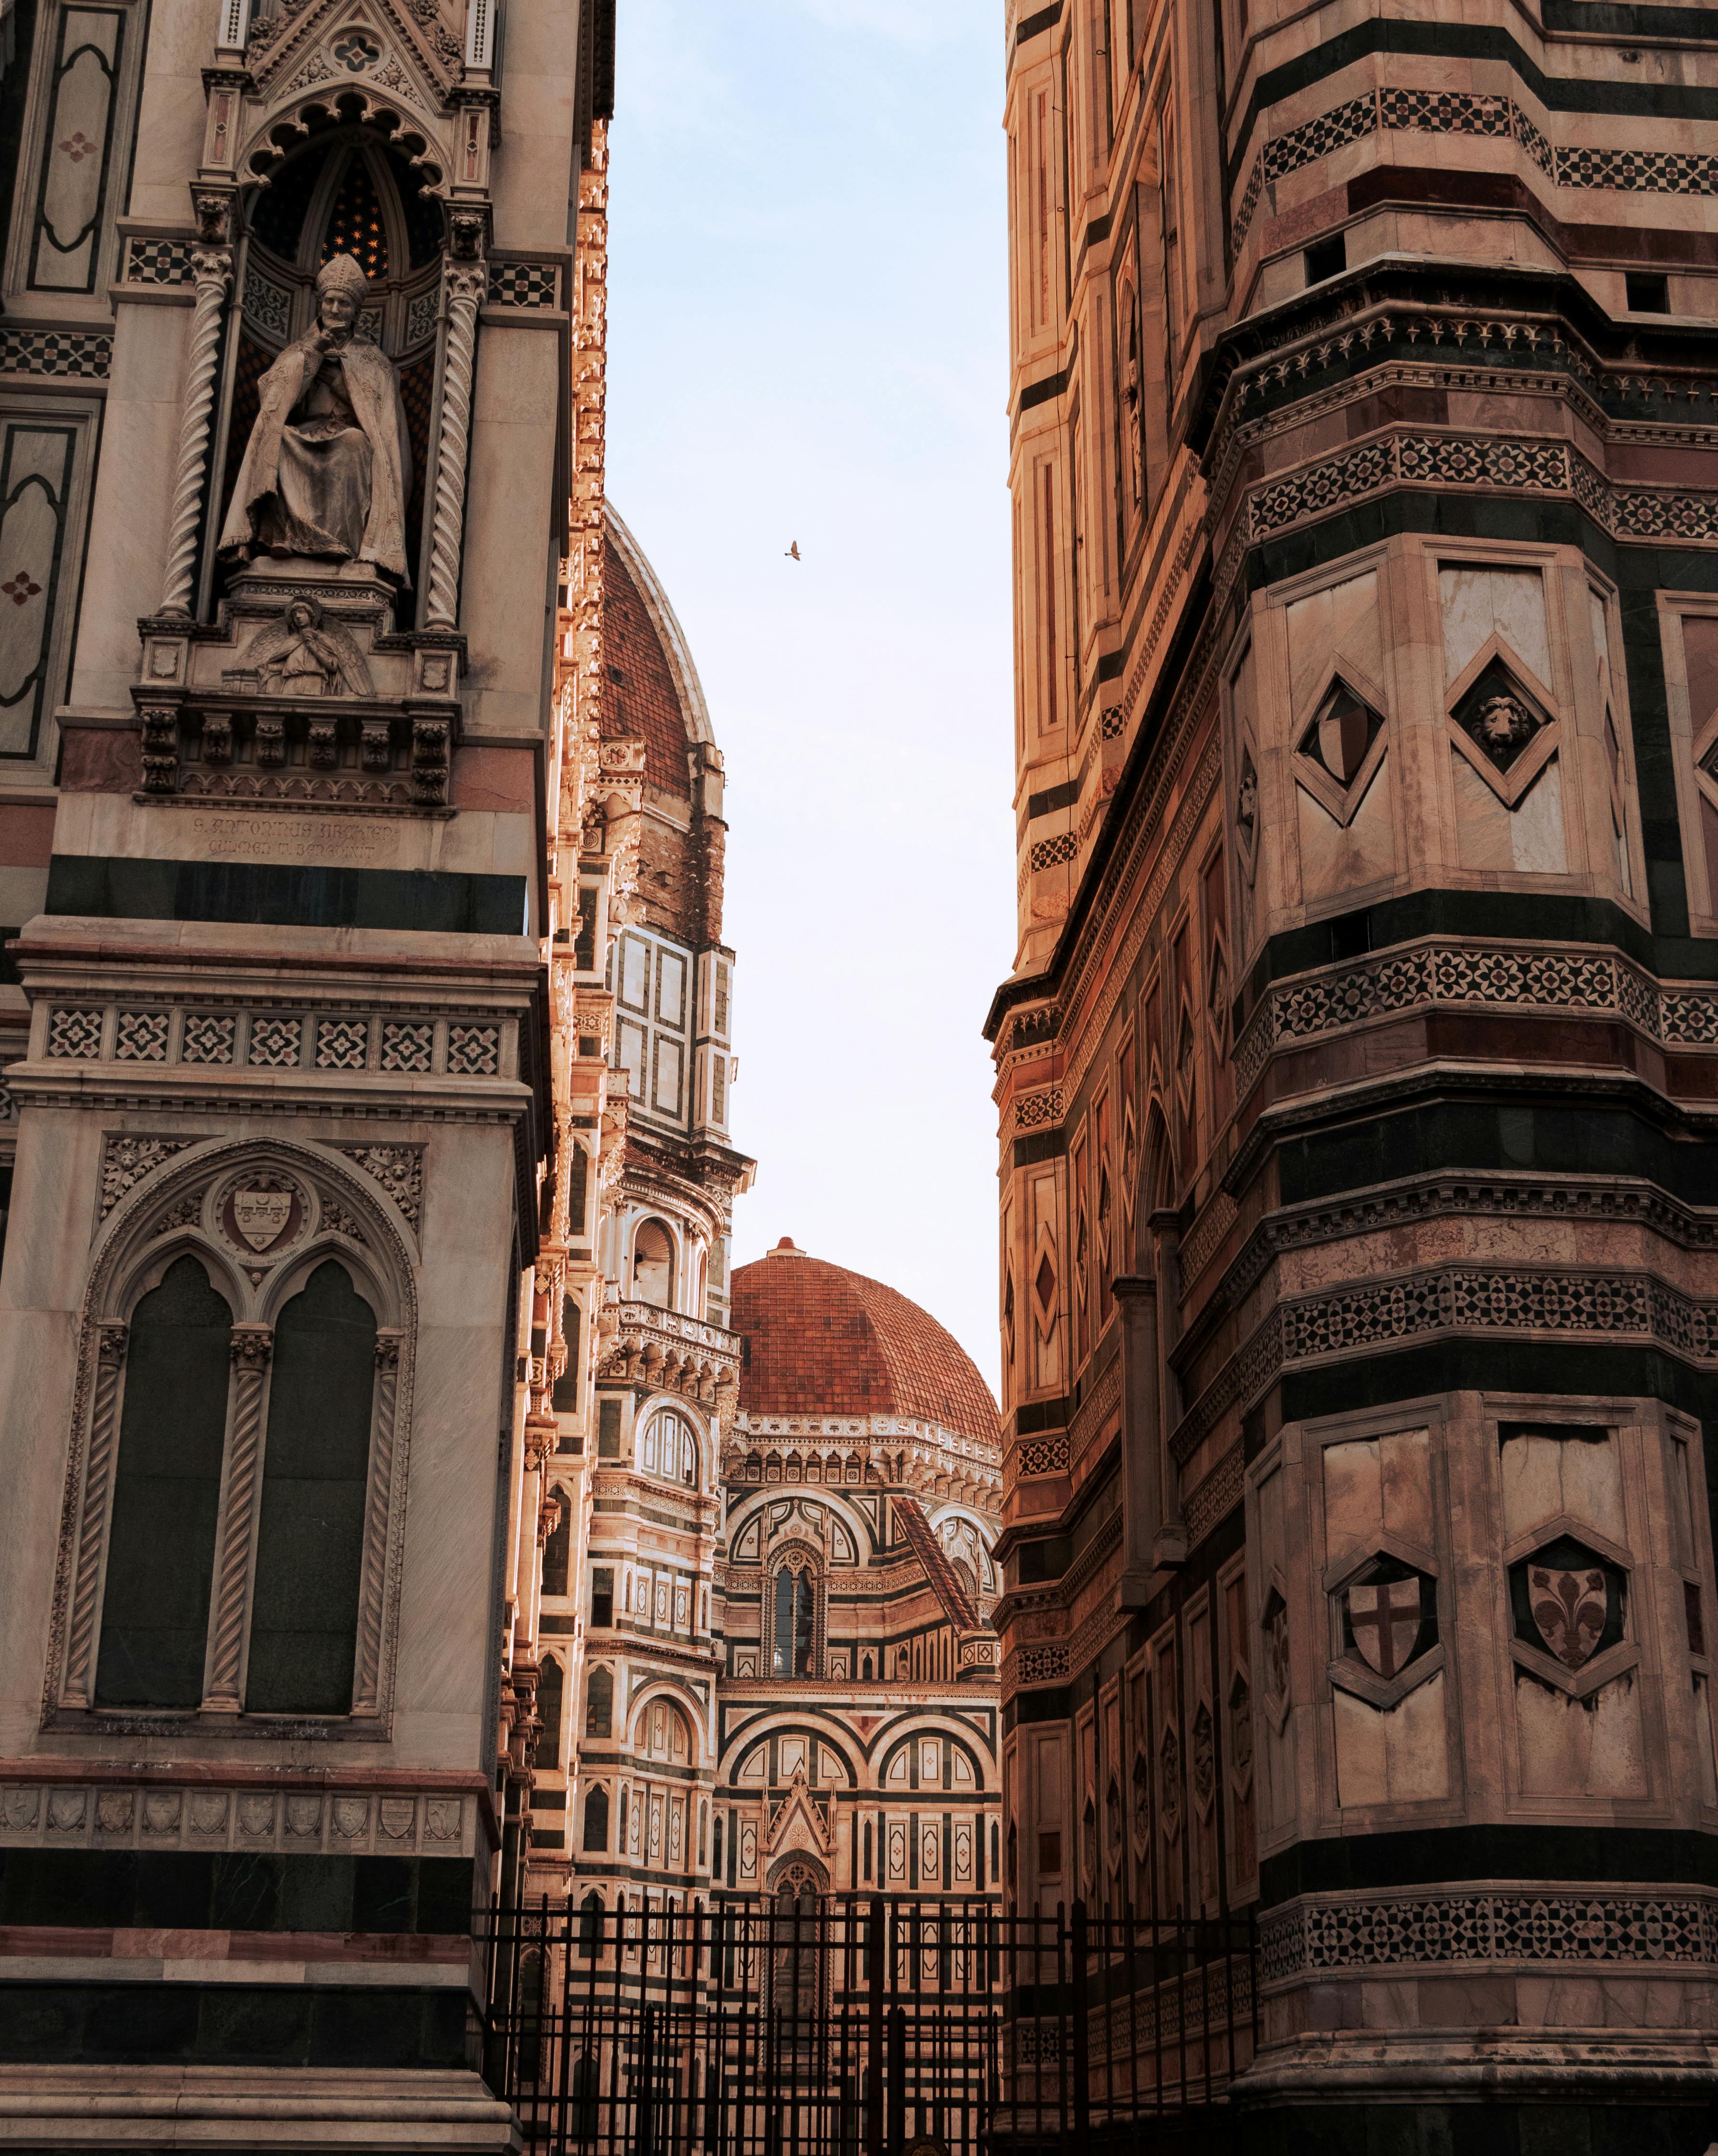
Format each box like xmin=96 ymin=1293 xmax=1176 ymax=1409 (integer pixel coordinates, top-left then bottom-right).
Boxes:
xmin=604 ymin=1 xmax=1015 ymax=1393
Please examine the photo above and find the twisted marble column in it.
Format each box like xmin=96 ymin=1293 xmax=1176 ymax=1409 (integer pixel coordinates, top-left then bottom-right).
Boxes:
xmin=202 ymin=1324 xmax=271 ymax=1710
xmin=61 ymin=1323 xmax=129 ymax=1709
xmin=422 ymin=263 xmax=485 ymax=629
xmin=158 ymin=245 xmax=234 ymax=618
xmin=350 ymin=1331 xmax=403 ymax=1715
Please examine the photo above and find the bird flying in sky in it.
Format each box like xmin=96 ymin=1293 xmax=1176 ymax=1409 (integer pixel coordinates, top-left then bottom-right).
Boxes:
xmin=785 ymin=540 xmax=801 ymax=561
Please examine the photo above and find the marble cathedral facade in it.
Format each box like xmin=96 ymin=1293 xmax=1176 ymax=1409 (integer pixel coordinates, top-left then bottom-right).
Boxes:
xmin=989 ymin=0 xmax=1718 ymax=2145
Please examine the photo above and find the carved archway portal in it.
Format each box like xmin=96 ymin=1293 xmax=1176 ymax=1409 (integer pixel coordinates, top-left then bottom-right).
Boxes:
xmin=765 ymin=1855 xmax=829 ymax=2034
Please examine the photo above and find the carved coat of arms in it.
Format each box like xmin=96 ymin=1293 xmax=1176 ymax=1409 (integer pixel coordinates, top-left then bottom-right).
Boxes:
xmin=1347 ymin=1577 xmax=1422 ymax=1680
xmin=233 ymin=1188 xmax=294 ymax=1251
xmin=1530 ymin=1565 xmax=1608 ymax=1670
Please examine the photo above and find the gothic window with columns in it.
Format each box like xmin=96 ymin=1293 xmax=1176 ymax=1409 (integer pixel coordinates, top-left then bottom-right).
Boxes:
xmin=537 ymin=1655 xmax=564 ymax=1770
xmin=771 ymin=1547 xmax=821 ymax=1679
xmin=585 ymin=1663 xmax=613 ymax=1737
xmin=54 ymin=1144 xmax=414 ymax=1728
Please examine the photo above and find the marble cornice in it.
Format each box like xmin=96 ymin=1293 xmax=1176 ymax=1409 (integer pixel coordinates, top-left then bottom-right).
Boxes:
xmin=716 ymin=1679 xmax=998 ymax=1707
xmin=6 ymin=1067 xmax=528 ymax=1120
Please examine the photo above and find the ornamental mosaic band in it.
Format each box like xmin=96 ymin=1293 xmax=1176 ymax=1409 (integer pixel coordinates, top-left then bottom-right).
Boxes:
xmin=219 ymin=250 xmax=412 ymax=582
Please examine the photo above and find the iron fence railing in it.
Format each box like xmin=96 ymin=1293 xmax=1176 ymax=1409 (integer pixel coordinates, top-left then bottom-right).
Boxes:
xmin=477 ymin=1894 xmax=1258 ymax=2156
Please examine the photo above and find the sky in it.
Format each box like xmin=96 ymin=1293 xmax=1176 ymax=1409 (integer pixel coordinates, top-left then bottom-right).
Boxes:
xmin=603 ymin=1 xmax=1016 ymax=1396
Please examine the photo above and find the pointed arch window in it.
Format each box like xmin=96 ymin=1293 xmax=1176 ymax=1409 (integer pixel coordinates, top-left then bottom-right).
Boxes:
xmin=583 ymin=1783 xmax=609 ymax=1853
xmin=541 ymin=1489 xmax=571 ymax=1597
xmin=586 ymin=1664 xmax=613 ymax=1737
xmin=94 ymin=1255 xmax=234 ymax=1709
xmin=537 ymin=1655 xmax=564 ymax=1771
xmin=245 ymin=1260 xmax=376 ymax=1715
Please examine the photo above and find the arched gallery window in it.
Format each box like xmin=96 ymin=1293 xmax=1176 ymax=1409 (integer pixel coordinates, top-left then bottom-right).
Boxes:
xmin=586 ymin=1664 xmax=613 ymax=1737
xmin=93 ymin=1248 xmax=382 ymax=1718
xmin=537 ymin=1655 xmax=564 ymax=1771
xmin=583 ymin=1784 xmax=609 ymax=1853
xmin=631 ymin=1219 xmax=674 ymax=1306
xmin=772 ymin=1557 xmax=817 ymax=1680
xmin=639 ymin=1406 xmax=697 ymax=1487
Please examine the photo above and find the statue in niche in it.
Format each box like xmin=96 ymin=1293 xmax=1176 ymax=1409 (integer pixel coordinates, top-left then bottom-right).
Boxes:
xmin=245 ymin=595 xmax=374 ymax=698
xmin=219 ymin=252 xmax=412 ymax=583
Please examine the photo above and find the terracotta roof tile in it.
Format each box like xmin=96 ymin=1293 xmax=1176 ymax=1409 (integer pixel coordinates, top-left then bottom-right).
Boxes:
xmin=730 ymin=1245 xmax=999 ymax=1451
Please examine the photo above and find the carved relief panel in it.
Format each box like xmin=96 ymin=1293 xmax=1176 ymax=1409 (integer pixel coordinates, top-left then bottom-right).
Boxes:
xmin=1488 ymin=1404 xmax=1715 ymax=1820
xmin=1659 ymin=595 xmax=1718 ymax=935
xmin=3 ymin=0 xmax=148 ymax=309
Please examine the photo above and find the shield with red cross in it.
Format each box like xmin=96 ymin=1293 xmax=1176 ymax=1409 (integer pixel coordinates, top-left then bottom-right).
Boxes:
xmin=1347 ymin=1576 xmax=1423 ymax=1680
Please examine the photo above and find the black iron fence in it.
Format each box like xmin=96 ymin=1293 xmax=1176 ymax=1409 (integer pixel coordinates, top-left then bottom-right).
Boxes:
xmin=478 ymin=1894 xmax=1257 ymax=2156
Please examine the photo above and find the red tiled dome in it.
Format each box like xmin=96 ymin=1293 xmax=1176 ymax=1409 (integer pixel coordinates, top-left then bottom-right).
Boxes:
xmin=731 ymin=1241 xmax=1000 ymax=1450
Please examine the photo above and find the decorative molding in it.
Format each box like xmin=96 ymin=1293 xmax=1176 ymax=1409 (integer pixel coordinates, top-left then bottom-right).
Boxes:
xmin=1013 ymin=1085 xmax=1063 ymax=1132
xmin=1003 ymin=1642 xmax=1070 ymax=1694
xmin=1012 ymin=1430 xmax=1070 ymax=1479
xmin=0 ymin=330 xmax=112 ymax=380
xmin=1180 ymin=1190 xmax=1238 ymax=1287
xmin=124 ymin=236 xmax=193 ymax=285
xmin=0 ymin=1780 xmax=474 ymax=1856
xmin=1232 ymin=87 xmax=1718 ymax=252
xmin=336 ymin=1144 xmax=424 ymax=1229
xmin=38 ymin=1003 xmax=509 ymax=1086
xmin=1252 ymin=427 xmax=1718 ymax=544
xmin=1184 ymin=1440 xmax=1244 ymax=1548
xmin=99 ymin=1136 xmax=195 ymax=1221
xmin=1174 ymin=1255 xmax=1718 ymax=1466
xmin=1234 ymin=939 xmax=1718 ymax=1097
xmin=1261 ymin=1886 xmax=1718 ymax=1984
xmin=486 ymin=260 xmax=560 ymax=309
xmin=1229 ymin=1174 xmax=1718 ymax=1310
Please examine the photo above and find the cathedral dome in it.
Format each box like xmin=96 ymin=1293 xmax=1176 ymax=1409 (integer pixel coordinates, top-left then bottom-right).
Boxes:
xmin=731 ymin=1241 xmax=1000 ymax=1449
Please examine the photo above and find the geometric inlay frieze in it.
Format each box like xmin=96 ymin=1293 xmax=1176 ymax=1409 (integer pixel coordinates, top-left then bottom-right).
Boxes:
xmin=1233 ymin=85 xmax=1718 ymax=253
xmin=1231 ymin=939 xmax=1711 ymax=1099
xmin=1261 ymin=1888 xmax=1718 ymax=1983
